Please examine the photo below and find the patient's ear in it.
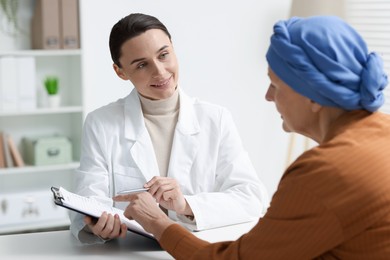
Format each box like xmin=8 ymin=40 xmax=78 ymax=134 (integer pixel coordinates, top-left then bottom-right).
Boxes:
xmin=113 ymin=63 xmax=128 ymax=80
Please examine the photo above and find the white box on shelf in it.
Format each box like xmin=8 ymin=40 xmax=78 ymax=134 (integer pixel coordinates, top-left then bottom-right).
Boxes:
xmin=0 ymin=57 xmax=18 ymax=112
xmin=17 ymin=57 xmax=37 ymax=111
xmin=23 ymin=136 xmax=73 ymax=166
xmin=0 ymin=190 xmax=69 ymax=233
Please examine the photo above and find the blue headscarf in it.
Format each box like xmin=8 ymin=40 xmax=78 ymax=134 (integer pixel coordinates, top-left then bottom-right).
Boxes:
xmin=266 ymin=16 xmax=388 ymax=112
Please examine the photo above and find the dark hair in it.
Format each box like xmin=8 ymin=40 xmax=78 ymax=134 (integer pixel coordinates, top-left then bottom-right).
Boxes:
xmin=109 ymin=13 xmax=172 ymax=67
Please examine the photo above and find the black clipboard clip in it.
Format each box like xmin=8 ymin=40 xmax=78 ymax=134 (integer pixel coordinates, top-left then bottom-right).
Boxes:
xmin=51 ymin=186 xmax=64 ymax=205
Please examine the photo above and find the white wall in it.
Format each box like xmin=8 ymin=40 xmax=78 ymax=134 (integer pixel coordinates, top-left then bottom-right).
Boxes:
xmin=79 ymin=0 xmax=292 ymax=196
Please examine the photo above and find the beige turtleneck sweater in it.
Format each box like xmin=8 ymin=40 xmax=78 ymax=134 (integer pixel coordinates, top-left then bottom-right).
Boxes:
xmin=138 ymin=89 xmax=180 ymax=177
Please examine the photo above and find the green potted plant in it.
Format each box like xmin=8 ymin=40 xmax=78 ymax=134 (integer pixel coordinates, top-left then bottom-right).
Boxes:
xmin=44 ymin=76 xmax=60 ymax=107
xmin=44 ymin=76 xmax=58 ymax=94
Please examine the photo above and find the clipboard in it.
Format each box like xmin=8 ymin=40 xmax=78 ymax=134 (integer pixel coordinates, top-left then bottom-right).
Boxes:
xmin=51 ymin=186 xmax=155 ymax=240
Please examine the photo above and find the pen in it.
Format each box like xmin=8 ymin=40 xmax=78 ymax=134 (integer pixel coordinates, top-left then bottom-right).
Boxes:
xmin=116 ymin=188 xmax=150 ymax=195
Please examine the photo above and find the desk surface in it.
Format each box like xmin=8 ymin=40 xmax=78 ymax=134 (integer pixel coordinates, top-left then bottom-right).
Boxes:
xmin=0 ymin=221 xmax=257 ymax=259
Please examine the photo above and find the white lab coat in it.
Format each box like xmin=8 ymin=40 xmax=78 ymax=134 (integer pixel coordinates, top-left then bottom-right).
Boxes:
xmin=70 ymin=88 xmax=269 ymax=244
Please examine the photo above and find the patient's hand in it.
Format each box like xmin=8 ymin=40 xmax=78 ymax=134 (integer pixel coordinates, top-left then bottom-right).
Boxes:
xmin=113 ymin=192 xmax=174 ymax=240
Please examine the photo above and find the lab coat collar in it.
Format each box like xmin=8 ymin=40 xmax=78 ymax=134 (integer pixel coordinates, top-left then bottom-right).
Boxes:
xmin=176 ymin=89 xmax=200 ymax=135
xmin=168 ymin=89 xmax=201 ymax=179
xmin=124 ymin=89 xmax=146 ymax=141
xmin=123 ymin=89 xmax=156 ymax=182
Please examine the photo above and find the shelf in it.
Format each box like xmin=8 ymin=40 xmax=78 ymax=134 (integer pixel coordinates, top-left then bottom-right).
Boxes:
xmin=0 ymin=218 xmax=70 ymax=235
xmin=0 ymin=106 xmax=83 ymax=117
xmin=0 ymin=0 xmax=83 ymax=235
xmin=0 ymin=49 xmax=82 ymax=57
xmin=0 ymin=162 xmax=80 ymax=176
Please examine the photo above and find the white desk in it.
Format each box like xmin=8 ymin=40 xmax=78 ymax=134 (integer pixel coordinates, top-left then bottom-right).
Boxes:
xmin=0 ymin=221 xmax=257 ymax=259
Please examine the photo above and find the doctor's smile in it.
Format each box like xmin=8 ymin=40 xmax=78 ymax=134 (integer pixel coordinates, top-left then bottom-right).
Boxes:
xmin=150 ymin=74 xmax=173 ymax=89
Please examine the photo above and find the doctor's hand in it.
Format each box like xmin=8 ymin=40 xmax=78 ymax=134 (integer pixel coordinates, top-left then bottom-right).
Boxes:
xmin=114 ymin=192 xmax=174 ymax=240
xmin=84 ymin=212 xmax=127 ymax=240
xmin=145 ymin=176 xmax=194 ymax=216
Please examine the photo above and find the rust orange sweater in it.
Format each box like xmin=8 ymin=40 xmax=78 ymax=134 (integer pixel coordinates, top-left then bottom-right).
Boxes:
xmin=159 ymin=110 xmax=390 ymax=259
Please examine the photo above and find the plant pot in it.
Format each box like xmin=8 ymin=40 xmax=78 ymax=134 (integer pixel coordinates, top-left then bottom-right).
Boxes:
xmin=48 ymin=95 xmax=61 ymax=108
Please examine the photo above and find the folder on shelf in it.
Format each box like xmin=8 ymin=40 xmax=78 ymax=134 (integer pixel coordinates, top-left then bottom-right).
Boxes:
xmin=7 ymin=135 xmax=25 ymax=167
xmin=31 ymin=0 xmax=61 ymax=49
xmin=1 ymin=132 xmax=14 ymax=168
xmin=59 ymin=0 xmax=80 ymax=49
xmin=0 ymin=132 xmax=6 ymax=168
xmin=50 ymin=186 xmax=155 ymax=240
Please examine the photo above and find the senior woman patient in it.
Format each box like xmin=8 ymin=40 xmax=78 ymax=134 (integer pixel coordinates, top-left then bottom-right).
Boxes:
xmin=115 ymin=16 xmax=390 ymax=259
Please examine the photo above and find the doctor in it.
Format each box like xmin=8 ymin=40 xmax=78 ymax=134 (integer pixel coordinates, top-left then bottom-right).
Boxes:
xmin=70 ymin=13 xmax=268 ymax=244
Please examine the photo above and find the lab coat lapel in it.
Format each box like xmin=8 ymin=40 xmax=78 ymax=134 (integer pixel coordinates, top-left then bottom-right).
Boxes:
xmin=168 ymin=91 xmax=200 ymax=179
xmin=124 ymin=89 xmax=159 ymax=182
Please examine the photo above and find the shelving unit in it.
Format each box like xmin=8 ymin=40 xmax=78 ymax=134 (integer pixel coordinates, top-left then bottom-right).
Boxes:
xmin=0 ymin=48 xmax=84 ymax=234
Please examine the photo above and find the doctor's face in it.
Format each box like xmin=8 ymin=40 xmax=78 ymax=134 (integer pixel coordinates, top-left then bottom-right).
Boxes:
xmin=114 ymin=29 xmax=179 ymax=100
xmin=265 ymin=67 xmax=314 ymax=135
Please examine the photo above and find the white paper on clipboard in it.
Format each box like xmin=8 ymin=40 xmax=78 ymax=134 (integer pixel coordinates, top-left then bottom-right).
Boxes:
xmin=51 ymin=186 xmax=154 ymax=240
